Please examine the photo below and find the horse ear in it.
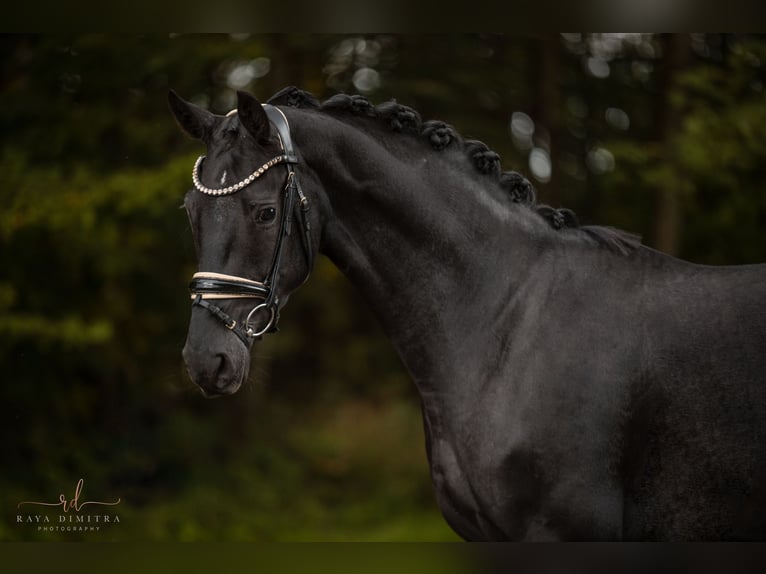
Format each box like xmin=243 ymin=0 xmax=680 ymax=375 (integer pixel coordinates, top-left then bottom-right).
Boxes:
xmin=237 ymin=91 xmax=272 ymax=143
xmin=167 ymin=90 xmax=214 ymax=140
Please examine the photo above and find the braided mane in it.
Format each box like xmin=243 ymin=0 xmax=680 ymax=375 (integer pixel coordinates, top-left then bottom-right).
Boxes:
xmin=268 ymin=86 xmax=640 ymax=255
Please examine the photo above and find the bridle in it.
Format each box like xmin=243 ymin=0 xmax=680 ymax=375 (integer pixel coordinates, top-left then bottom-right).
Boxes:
xmin=187 ymin=105 xmax=314 ymax=347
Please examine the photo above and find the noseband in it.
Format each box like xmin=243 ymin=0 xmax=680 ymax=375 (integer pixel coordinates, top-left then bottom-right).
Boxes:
xmin=187 ymin=105 xmax=314 ymax=347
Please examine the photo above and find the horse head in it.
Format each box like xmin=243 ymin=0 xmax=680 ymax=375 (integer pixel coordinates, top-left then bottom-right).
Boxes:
xmin=170 ymin=90 xmax=316 ymax=397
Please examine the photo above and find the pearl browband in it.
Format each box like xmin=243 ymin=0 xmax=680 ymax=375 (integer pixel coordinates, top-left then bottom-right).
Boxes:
xmin=192 ymin=154 xmax=290 ymax=196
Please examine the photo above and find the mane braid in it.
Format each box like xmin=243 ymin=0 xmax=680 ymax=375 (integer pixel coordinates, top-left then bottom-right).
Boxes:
xmin=422 ymin=121 xmax=462 ymax=150
xmin=321 ymin=93 xmax=375 ymax=116
xmin=268 ymin=88 xmax=641 ymax=255
xmin=464 ymin=140 xmax=501 ymax=178
xmin=267 ymin=86 xmax=320 ymax=109
xmin=375 ymin=100 xmax=422 ymax=134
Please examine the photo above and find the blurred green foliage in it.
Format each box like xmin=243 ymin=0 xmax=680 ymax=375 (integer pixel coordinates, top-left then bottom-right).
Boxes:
xmin=2 ymin=34 xmax=765 ymax=541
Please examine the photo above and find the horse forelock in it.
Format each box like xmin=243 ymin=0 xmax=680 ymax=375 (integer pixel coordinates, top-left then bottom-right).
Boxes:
xmin=267 ymin=86 xmax=641 ymax=255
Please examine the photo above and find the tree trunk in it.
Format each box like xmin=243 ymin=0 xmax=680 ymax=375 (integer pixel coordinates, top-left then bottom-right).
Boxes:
xmin=654 ymin=34 xmax=692 ymax=256
xmin=534 ymin=33 xmax=562 ymax=206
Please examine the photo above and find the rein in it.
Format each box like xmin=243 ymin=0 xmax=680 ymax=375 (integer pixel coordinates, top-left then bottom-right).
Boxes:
xmin=187 ymin=105 xmax=314 ymax=347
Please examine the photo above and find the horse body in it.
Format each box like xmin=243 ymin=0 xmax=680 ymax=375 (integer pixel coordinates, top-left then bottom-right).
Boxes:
xmin=172 ymin=88 xmax=766 ymax=540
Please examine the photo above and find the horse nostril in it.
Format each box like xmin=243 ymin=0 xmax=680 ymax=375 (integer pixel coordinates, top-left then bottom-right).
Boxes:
xmin=213 ymin=354 xmax=231 ymax=388
xmin=182 ymin=341 xmax=243 ymax=396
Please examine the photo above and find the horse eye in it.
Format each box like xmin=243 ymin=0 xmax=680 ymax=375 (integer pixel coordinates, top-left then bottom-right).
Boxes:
xmin=256 ymin=207 xmax=277 ymax=223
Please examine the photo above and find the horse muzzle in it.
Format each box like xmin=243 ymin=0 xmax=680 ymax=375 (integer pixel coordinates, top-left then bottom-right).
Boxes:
xmin=182 ymin=339 xmax=247 ymax=397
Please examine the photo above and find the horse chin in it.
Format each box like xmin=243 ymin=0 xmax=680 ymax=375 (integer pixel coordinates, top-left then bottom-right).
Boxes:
xmin=199 ymin=379 xmax=243 ymax=398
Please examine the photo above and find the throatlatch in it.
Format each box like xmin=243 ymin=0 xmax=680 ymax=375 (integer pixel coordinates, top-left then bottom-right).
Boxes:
xmin=188 ymin=105 xmax=314 ymax=347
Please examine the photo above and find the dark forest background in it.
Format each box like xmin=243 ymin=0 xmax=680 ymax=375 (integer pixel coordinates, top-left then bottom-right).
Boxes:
xmin=2 ymin=34 xmax=765 ymax=541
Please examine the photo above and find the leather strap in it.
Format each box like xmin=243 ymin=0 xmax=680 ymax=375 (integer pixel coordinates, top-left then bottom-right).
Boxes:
xmin=192 ymin=295 xmax=253 ymax=347
xmin=264 ymin=106 xmax=297 ymax=159
xmin=189 ymin=276 xmax=269 ymax=298
xmin=262 ymin=105 xmax=315 ymax=283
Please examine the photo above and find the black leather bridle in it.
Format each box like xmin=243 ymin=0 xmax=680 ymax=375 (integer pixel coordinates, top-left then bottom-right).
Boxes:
xmin=188 ymin=105 xmax=314 ymax=347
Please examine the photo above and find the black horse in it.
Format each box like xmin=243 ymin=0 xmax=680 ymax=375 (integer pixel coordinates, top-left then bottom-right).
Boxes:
xmin=170 ymin=87 xmax=766 ymax=541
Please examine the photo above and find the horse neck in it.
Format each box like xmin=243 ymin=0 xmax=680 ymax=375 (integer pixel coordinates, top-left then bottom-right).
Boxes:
xmin=292 ymin=110 xmax=553 ymax=393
